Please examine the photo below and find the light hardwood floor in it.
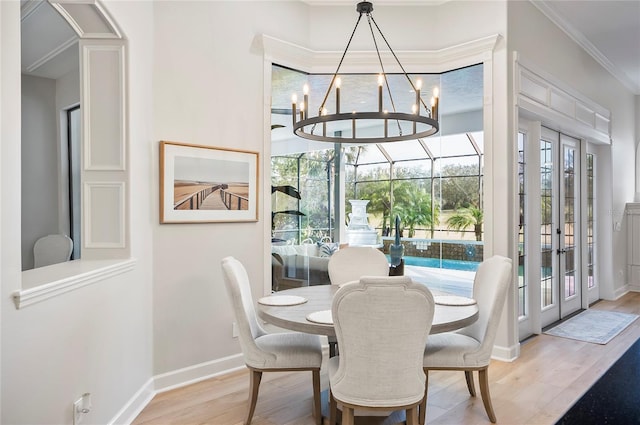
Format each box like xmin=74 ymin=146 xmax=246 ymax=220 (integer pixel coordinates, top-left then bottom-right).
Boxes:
xmin=133 ymin=292 xmax=640 ymax=425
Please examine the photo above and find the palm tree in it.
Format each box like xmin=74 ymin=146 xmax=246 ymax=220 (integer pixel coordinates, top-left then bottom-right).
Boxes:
xmin=394 ymin=187 xmax=439 ymax=238
xmin=446 ymin=205 xmax=483 ymax=241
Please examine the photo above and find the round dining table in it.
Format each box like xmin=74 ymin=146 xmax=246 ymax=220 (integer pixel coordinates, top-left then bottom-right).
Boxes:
xmin=257 ymin=284 xmax=479 ymax=338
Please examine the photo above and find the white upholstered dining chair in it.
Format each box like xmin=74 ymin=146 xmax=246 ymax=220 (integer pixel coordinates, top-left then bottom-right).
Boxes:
xmin=328 ymin=275 xmax=435 ymax=425
xmin=419 ymin=255 xmax=512 ymax=424
xmin=326 ymin=245 xmax=391 ymax=356
xmin=221 ymin=256 xmax=323 ymax=425
xmin=327 ymin=246 xmax=390 ymax=286
xmin=33 ymin=234 xmax=73 ymax=268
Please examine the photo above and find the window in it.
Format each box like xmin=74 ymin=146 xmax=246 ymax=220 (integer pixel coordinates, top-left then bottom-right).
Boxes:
xmin=271 ymin=64 xmax=483 ymax=296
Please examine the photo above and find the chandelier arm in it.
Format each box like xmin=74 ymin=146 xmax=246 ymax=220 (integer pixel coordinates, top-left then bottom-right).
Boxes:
xmin=369 ymin=15 xmax=430 ymax=112
xmin=317 ymin=13 xmax=365 ymax=114
xmin=366 ymin=13 xmax=402 ymax=136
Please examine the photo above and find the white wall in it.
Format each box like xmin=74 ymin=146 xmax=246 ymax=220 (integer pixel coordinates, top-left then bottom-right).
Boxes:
xmin=1 ymin=2 xmax=155 ymax=424
xmin=21 ymin=75 xmax=59 ymax=270
xmin=508 ymin=1 xmax=637 ymax=298
xmin=151 ymin=1 xmax=310 ymax=375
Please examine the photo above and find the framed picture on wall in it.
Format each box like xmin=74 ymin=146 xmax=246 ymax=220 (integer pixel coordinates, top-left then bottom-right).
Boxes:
xmin=160 ymin=141 xmax=259 ymax=223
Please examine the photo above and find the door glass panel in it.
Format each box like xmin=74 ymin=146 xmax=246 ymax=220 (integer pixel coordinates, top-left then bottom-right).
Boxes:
xmin=540 ymin=140 xmax=554 ymax=308
xmin=563 ymin=145 xmax=577 ymax=298
xmin=587 ymin=153 xmax=595 ymax=289
xmin=518 ymin=132 xmax=526 ymax=318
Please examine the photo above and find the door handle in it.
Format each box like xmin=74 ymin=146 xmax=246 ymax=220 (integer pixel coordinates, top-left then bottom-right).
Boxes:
xmin=557 ymin=248 xmax=567 ymax=254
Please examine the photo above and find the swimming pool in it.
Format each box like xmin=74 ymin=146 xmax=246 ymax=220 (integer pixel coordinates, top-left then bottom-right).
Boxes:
xmin=388 ymin=256 xmax=480 ymax=271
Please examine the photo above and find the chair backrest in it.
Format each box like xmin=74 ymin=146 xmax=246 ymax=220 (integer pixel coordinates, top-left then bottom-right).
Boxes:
xmin=458 ymin=255 xmax=512 ymax=361
xmin=33 ymin=234 xmax=73 ymax=268
xmin=221 ymin=256 xmax=269 ymax=367
xmin=331 ymin=276 xmax=435 ymax=407
xmin=327 ymin=246 xmax=389 ymax=285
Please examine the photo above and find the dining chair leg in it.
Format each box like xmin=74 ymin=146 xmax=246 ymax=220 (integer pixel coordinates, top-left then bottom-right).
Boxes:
xmin=329 ymin=390 xmax=337 ymax=425
xmin=465 ymin=370 xmax=476 ymax=397
xmin=312 ymin=369 xmax=321 ymax=425
xmin=246 ymin=369 xmax=262 ymax=425
xmin=342 ymin=406 xmax=355 ymax=425
xmin=419 ymin=370 xmax=428 ymax=425
xmin=406 ymin=406 xmax=419 ymax=425
xmin=478 ymin=367 xmax=497 ymax=423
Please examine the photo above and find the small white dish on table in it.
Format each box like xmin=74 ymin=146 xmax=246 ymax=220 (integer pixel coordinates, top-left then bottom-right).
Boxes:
xmin=258 ymin=295 xmax=308 ymax=306
xmin=306 ymin=310 xmax=333 ymax=325
xmin=434 ymin=295 xmax=477 ymax=306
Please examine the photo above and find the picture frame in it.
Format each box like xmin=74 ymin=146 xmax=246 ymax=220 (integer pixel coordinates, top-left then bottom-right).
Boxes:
xmin=160 ymin=141 xmax=259 ymax=223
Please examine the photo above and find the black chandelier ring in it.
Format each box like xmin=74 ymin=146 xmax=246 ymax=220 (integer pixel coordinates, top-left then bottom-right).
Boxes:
xmin=293 ymin=111 xmax=439 ymax=144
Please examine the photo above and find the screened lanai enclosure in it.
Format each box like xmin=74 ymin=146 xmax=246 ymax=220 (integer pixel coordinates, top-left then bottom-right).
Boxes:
xmin=271 ymin=64 xmax=484 ymax=296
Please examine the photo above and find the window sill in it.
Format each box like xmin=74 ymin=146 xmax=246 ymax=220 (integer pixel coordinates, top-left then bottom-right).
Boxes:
xmin=14 ymin=258 xmax=137 ymax=309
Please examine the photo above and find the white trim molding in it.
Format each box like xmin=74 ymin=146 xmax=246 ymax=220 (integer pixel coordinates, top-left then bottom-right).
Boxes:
xmin=49 ymin=0 xmax=122 ymax=39
xmin=514 ymin=52 xmax=612 ymax=145
xmin=14 ymin=258 xmax=137 ymax=309
xmin=260 ymin=33 xmax=501 ymax=74
xmin=153 ymin=353 xmax=246 ymax=393
xmin=109 ymin=378 xmax=155 ymax=425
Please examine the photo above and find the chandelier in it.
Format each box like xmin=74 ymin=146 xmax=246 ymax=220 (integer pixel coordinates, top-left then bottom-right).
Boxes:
xmin=291 ymin=1 xmax=439 ymax=144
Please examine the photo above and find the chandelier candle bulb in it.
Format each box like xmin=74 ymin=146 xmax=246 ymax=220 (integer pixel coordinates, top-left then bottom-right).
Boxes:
xmin=432 ymin=87 xmax=440 ymax=120
xmin=303 ymin=84 xmax=309 ymax=118
xmin=291 ymin=94 xmax=298 ymax=125
xmin=378 ymin=74 xmax=384 ymax=112
xmin=415 ymin=79 xmax=422 ymax=113
xmin=322 ymin=107 xmax=327 ymax=136
xmin=412 ymin=104 xmax=418 ymax=133
xmin=335 ymin=77 xmax=341 ymax=114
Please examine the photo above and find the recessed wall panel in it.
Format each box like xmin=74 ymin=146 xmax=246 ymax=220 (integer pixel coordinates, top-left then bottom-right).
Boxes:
xmin=83 ymin=45 xmax=125 ymax=170
xmin=84 ymin=182 xmax=125 ymax=248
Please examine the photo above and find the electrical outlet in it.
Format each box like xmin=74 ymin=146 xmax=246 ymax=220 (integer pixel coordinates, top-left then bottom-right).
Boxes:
xmin=73 ymin=393 xmax=91 ymax=425
xmin=232 ymin=322 xmax=238 ymax=338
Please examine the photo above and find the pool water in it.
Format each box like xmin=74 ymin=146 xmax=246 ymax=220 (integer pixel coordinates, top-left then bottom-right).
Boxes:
xmin=389 ymin=256 xmax=480 ymax=271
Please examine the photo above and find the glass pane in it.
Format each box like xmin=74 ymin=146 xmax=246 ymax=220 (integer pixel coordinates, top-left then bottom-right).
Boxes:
xmin=518 ymin=132 xmax=526 ymax=318
xmin=540 ymin=140 xmax=554 ymax=308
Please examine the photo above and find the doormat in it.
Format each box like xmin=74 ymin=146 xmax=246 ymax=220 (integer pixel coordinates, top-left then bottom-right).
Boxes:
xmin=544 ymin=309 xmax=638 ymax=344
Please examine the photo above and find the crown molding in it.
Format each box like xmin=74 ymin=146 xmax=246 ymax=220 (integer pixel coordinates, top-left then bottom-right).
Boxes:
xmin=532 ymin=0 xmax=640 ymax=95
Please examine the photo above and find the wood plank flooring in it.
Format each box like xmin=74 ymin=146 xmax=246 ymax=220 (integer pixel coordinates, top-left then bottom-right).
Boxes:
xmin=133 ymin=292 xmax=640 ymax=425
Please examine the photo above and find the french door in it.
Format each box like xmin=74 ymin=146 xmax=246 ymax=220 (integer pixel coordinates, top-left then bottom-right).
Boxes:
xmin=540 ymin=127 xmax=582 ymax=327
xmin=519 ymin=119 xmax=599 ymax=340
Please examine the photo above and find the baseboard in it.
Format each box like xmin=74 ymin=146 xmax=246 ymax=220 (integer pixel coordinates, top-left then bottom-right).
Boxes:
xmin=154 ymin=353 xmax=246 ymax=393
xmin=491 ymin=341 xmax=520 ymax=362
xmin=111 ymin=354 xmax=246 ymax=424
xmin=109 ymin=378 xmax=155 ymax=425
xmin=612 ymin=284 xmax=631 ymax=300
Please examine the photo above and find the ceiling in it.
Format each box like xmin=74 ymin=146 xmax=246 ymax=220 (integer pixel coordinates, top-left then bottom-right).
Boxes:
xmin=21 ymin=0 xmax=78 ymax=80
xmin=21 ymin=1 xmax=640 ymax=94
